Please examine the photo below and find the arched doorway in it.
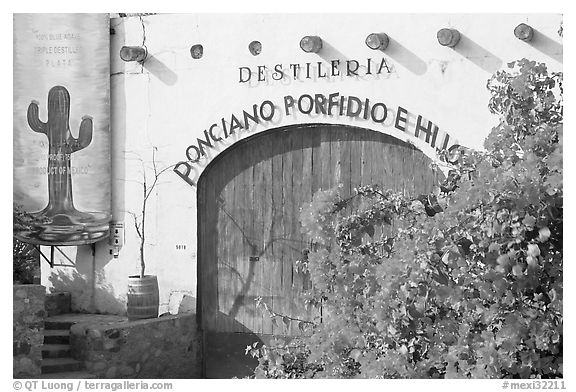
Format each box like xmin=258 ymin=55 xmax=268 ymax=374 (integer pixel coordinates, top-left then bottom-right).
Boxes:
xmin=197 ymin=123 xmax=443 ymax=378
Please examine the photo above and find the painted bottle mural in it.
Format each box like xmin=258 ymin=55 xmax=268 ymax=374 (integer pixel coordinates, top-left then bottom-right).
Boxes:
xmin=14 ymin=14 xmax=111 ymax=245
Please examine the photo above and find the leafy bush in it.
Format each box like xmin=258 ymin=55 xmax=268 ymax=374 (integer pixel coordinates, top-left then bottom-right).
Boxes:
xmin=248 ymin=59 xmax=562 ymax=379
xmin=13 ymin=205 xmax=41 ymax=284
xmin=13 ymin=239 xmax=40 ymax=284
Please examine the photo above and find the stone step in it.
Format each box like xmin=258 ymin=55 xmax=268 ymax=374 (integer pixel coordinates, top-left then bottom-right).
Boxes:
xmin=43 ymin=329 xmax=70 ymax=345
xmin=44 ymin=320 xmax=75 ymax=330
xmin=38 ymin=370 xmax=96 ymax=379
xmin=42 ymin=344 xmax=71 ymax=358
xmin=41 ymin=358 xmax=83 ymax=374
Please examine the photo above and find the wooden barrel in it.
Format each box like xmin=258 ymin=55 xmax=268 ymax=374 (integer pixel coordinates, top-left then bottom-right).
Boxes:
xmin=127 ymin=275 xmax=159 ymax=320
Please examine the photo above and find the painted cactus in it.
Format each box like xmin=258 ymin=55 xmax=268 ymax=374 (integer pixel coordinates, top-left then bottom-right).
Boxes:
xmin=27 ymin=85 xmax=93 ymax=218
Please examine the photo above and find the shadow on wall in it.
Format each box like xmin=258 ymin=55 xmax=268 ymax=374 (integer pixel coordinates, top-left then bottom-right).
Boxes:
xmin=530 ymin=29 xmax=563 ymax=63
xmin=385 ymin=38 xmax=428 ymax=75
xmin=143 ymin=56 xmax=178 ymax=86
xmin=453 ymin=34 xmax=503 ymax=74
xmin=318 ymin=40 xmax=350 ymax=63
xmin=49 ymin=265 xmax=125 ymax=316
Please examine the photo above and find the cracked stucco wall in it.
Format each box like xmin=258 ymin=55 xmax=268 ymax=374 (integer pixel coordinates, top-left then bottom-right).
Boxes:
xmin=41 ymin=13 xmax=562 ymax=316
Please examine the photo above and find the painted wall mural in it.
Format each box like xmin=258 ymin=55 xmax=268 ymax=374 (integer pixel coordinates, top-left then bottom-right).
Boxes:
xmin=13 ymin=14 xmax=111 ymax=245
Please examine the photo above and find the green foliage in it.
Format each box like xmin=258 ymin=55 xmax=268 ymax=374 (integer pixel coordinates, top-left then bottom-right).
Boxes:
xmin=250 ymin=59 xmax=562 ymax=379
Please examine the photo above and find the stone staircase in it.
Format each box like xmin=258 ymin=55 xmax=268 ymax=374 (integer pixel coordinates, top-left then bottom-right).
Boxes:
xmin=38 ymin=293 xmax=95 ymax=379
xmin=40 ymin=318 xmax=95 ymax=378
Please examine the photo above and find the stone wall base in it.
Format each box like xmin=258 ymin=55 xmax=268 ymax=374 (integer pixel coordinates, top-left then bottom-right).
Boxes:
xmin=70 ymin=313 xmax=201 ymax=378
xmin=13 ymin=285 xmax=45 ymax=378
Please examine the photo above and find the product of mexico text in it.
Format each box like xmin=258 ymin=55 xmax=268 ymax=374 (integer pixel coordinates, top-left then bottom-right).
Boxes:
xmin=13 ymin=14 xmax=111 ymax=245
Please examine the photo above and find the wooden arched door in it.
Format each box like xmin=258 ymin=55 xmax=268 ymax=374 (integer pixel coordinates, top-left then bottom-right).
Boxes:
xmin=197 ymin=124 xmax=442 ymax=378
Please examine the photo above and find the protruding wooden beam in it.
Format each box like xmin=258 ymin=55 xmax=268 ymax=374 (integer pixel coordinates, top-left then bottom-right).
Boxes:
xmin=190 ymin=44 xmax=204 ymax=59
xmin=365 ymin=33 xmax=390 ymax=50
xmin=249 ymin=41 xmax=262 ymax=56
xmin=120 ymin=46 xmax=147 ymax=62
xmin=300 ymin=36 xmax=323 ymax=53
xmin=437 ymin=28 xmax=461 ymax=47
xmin=514 ymin=23 xmax=534 ymax=41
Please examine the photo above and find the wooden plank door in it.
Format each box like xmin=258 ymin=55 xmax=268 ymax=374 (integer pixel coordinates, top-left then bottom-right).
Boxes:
xmin=198 ymin=124 xmax=442 ymax=378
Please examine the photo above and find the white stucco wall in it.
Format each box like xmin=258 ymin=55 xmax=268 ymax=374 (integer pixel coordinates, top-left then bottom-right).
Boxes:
xmin=41 ymin=13 xmax=562 ymax=315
